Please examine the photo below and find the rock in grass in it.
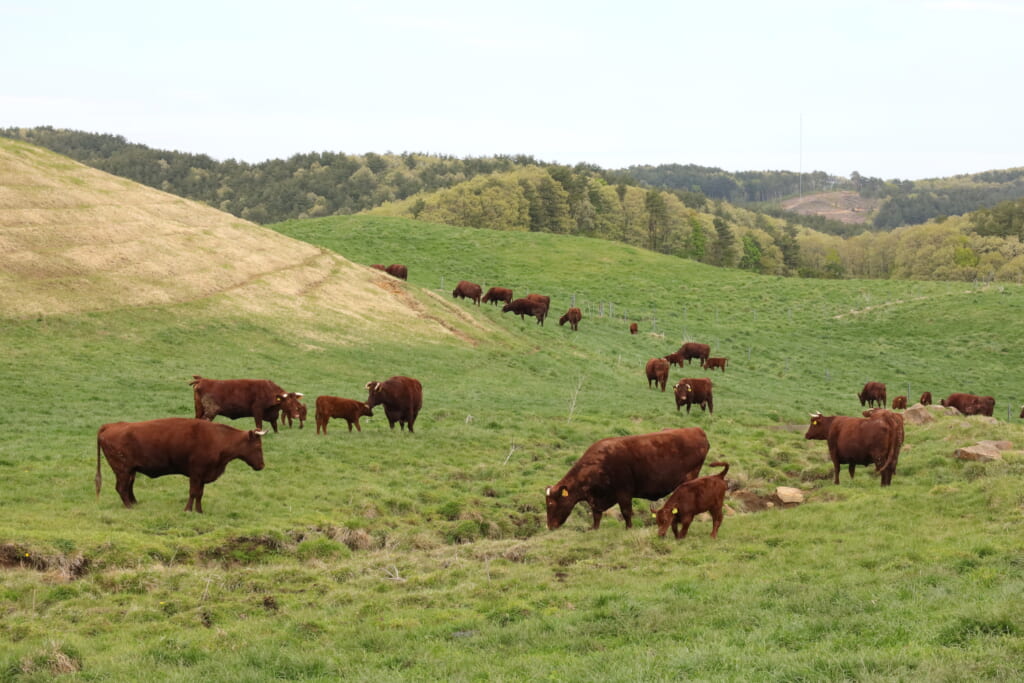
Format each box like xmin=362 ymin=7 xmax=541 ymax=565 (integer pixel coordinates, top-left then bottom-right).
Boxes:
xmin=953 ymin=444 xmax=1003 ymax=462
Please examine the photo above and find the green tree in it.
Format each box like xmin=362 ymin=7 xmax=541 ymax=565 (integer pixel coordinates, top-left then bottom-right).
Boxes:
xmin=645 ymin=190 xmax=669 ymax=252
xmin=738 ymin=234 xmax=763 ymax=271
xmin=711 ymin=216 xmax=736 ymax=266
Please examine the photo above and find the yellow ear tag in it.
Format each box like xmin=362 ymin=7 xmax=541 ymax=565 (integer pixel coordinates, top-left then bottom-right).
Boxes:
xmin=651 ymin=513 xmax=657 ymax=518
xmin=672 ymin=508 xmax=678 ymax=514
xmin=561 ymin=489 xmax=569 ymax=497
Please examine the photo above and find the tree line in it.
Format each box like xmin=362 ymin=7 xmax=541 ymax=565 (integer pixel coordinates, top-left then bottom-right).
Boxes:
xmin=6 ymin=126 xmax=1024 ymax=283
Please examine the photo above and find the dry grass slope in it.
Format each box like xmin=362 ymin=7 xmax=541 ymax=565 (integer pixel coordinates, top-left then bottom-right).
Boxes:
xmin=0 ymin=139 xmax=492 ymax=343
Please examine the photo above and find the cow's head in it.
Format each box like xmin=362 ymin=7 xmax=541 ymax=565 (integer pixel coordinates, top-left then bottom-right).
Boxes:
xmin=360 ymin=401 xmax=374 ymax=418
xmin=278 ymin=392 xmax=304 ymax=420
xmin=365 ymin=381 xmax=384 ymax=408
xmin=804 ymin=412 xmax=830 ymax=440
xmin=242 ymin=429 xmax=268 ymax=470
xmin=544 ymin=484 xmax=576 ymax=530
xmin=558 ymin=314 xmax=568 ymax=326
xmin=650 ymin=502 xmax=676 ymax=537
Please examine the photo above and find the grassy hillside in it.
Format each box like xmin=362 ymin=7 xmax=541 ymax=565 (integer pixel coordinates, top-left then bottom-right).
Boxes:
xmin=4 ymin=199 xmax=1024 ymax=678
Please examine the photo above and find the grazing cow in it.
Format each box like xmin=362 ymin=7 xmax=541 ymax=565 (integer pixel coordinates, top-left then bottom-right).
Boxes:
xmin=96 ymin=418 xmax=266 ymax=513
xmin=702 ymin=357 xmax=728 ymax=373
xmin=502 ymin=298 xmax=546 ymax=325
xmin=674 ymin=378 xmax=714 ymax=415
xmin=545 ymin=427 xmax=710 ymax=530
xmin=189 ymin=376 xmax=301 ymax=433
xmin=651 ymin=461 xmax=729 ymax=539
xmin=679 ymin=342 xmax=711 ymax=366
xmin=920 ymin=391 xmax=932 ymax=406
xmin=891 ymin=395 xmax=907 ymax=410
xmin=369 ymin=264 xmax=387 ymax=271
xmin=525 ymin=294 xmax=550 ymax=325
xmin=451 ymin=280 xmax=483 ymax=305
xmin=645 ymin=358 xmax=670 ymax=392
xmin=315 ymin=396 xmax=373 ymax=434
xmin=664 ymin=351 xmax=686 ymax=367
xmin=280 ymin=397 xmax=307 ymax=429
xmin=385 ymin=264 xmax=408 ymax=280
xmin=941 ymin=393 xmax=994 ymax=416
xmin=805 ymin=410 xmax=903 ymax=486
xmin=482 ymin=286 xmax=514 ymax=306
xmin=559 ymin=307 xmax=582 ymax=331
xmin=365 ymin=376 xmax=423 ymax=432
xmin=629 ymin=322 xmax=638 ymax=335
xmin=857 ymin=381 xmax=887 ymax=408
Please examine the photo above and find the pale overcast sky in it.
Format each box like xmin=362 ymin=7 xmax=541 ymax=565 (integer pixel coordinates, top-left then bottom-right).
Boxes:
xmin=3 ymin=0 xmax=1022 ymax=180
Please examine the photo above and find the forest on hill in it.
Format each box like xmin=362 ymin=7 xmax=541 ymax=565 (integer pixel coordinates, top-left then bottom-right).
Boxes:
xmin=4 ymin=126 xmax=1024 ymax=283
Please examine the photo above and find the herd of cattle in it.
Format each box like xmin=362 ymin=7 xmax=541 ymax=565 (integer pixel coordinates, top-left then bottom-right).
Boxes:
xmin=96 ymin=375 xmax=423 ymax=513
xmin=93 ymin=263 xmax=1006 ymax=542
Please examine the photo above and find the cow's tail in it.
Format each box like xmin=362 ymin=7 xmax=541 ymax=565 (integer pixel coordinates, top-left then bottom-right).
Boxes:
xmin=709 ymin=460 xmax=729 ymax=478
xmin=95 ymin=435 xmax=103 ymax=498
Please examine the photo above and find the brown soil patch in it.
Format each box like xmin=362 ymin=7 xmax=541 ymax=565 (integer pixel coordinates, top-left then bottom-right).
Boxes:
xmin=780 ymin=191 xmax=879 ymax=224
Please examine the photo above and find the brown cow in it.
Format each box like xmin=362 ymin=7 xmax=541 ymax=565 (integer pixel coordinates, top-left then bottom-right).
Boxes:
xmin=645 ymin=358 xmax=670 ymax=392
xmin=941 ymin=393 xmax=994 ymax=416
xmin=96 ymin=418 xmax=266 ymax=513
xmin=919 ymin=391 xmax=932 ymax=406
xmin=674 ymin=378 xmax=714 ymax=415
xmin=544 ymin=427 xmax=710 ymax=530
xmin=891 ymin=395 xmax=907 ymax=410
xmin=857 ymin=381 xmax=887 ymax=408
xmin=189 ymin=376 xmax=301 ymax=433
xmin=502 ymin=298 xmax=546 ymax=325
xmin=679 ymin=342 xmax=711 ymax=366
xmin=629 ymin=322 xmax=638 ymax=335
xmin=365 ymin=376 xmax=423 ymax=432
xmin=315 ymin=396 xmax=373 ymax=434
xmin=452 ymin=280 xmax=483 ymax=305
xmin=702 ymin=357 xmax=728 ymax=373
xmin=385 ymin=264 xmax=408 ymax=280
xmin=526 ymin=294 xmax=550 ymax=325
xmin=482 ymin=286 xmax=514 ymax=306
xmin=805 ymin=411 xmax=903 ymax=486
xmin=651 ymin=461 xmax=729 ymax=539
xmin=558 ymin=307 xmax=582 ymax=331
xmin=280 ymin=398 xmax=307 ymax=429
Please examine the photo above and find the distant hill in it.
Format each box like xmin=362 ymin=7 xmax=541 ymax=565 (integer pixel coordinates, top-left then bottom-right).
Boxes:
xmin=0 ymin=138 xmax=496 ymax=346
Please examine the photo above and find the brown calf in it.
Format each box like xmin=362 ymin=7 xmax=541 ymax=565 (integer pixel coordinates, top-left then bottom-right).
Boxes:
xmin=315 ymin=396 xmax=374 ymax=434
xmin=702 ymin=357 xmax=727 ymax=372
xmin=891 ymin=395 xmax=907 ymax=410
xmin=629 ymin=322 xmax=638 ymax=335
xmin=652 ymin=461 xmax=729 ymax=539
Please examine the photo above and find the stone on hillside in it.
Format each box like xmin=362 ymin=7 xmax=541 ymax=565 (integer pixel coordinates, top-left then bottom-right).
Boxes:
xmin=967 ymin=415 xmax=1000 ymax=425
xmin=774 ymin=486 xmax=805 ymax=505
xmin=928 ymin=404 xmax=961 ymax=416
xmin=903 ymin=404 xmax=934 ymax=424
xmin=977 ymin=440 xmax=1013 ymax=451
xmin=953 ymin=444 xmax=1003 ymax=462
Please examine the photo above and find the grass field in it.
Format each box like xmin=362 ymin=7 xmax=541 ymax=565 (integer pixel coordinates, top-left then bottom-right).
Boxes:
xmin=3 ymin=214 xmax=1024 ymax=680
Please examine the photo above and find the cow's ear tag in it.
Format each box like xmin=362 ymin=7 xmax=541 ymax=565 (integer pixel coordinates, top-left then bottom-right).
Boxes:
xmin=561 ymin=489 xmax=569 ymax=497
xmin=672 ymin=508 xmax=678 ymax=514
xmin=651 ymin=513 xmax=657 ymax=518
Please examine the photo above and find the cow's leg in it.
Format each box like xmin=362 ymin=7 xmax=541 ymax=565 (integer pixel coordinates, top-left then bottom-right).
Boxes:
xmin=127 ymin=471 xmax=138 ymax=504
xmin=707 ymin=397 xmax=714 ymax=415
xmin=185 ymin=478 xmax=204 ymax=513
xmin=832 ymin=459 xmax=841 ymax=485
xmin=617 ymin=495 xmax=634 ymax=528
xmin=347 ymin=419 xmax=354 ymax=432
xmin=114 ymin=472 xmax=135 ymax=508
xmin=710 ymin=507 xmax=723 ymax=538
xmin=590 ymin=508 xmax=603 ymax=530
xmin=848 ymin=463 xmax=856 ymax=479
xmin=677 ymin=514 xmax=694 ymax=539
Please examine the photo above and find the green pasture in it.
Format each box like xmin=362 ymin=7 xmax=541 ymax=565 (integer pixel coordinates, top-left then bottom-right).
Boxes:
xmin=3 ymin=216 xmax=1024 ymax=680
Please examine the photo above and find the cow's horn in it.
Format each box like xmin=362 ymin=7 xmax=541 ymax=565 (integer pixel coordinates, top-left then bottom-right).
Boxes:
xmin=545 ymin=487 xmax=551 ymax=496
xmin=254 ymin=429 xmax=268 ymax=436
xmin=294 ymin=392 xmax=304 ymax=397
xmin=365 ymin=382 xmax=373 ymax=389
